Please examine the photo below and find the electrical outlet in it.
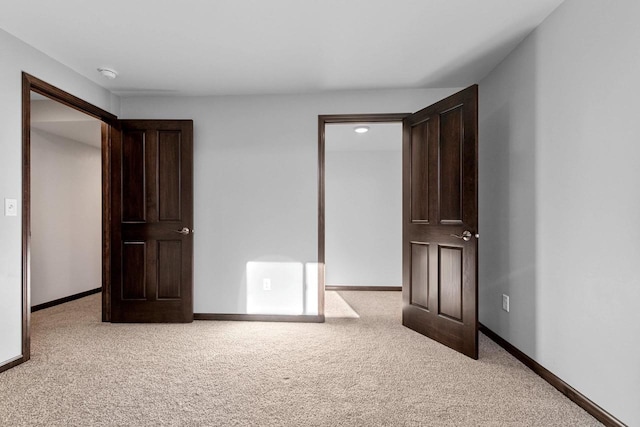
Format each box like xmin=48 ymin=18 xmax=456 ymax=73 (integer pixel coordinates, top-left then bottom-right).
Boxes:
xmin=263 ymin=278 xmax=271 ymax=291
xmin=502 ymin=294 xmax=510 ymax=312
xmin=4 ymin=198 xmax=17 ymax=217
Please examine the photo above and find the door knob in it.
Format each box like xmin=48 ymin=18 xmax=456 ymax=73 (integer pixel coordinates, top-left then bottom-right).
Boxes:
xmin=173 ymin=227 xmax=192 ymax=235
xmin=450 ymin=230 xmax=473 ymax=241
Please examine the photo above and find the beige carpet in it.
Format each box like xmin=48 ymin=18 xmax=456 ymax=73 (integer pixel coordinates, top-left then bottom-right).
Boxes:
xmin=0 ymin=291 xmax=601 ymax=426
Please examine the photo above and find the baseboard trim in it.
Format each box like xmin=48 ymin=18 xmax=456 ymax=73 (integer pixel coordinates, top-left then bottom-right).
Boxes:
xmin=194 ymin=313 xmax=325 ymax=323
xmin=31 ymin=287 xmax=102 ymax=313
xmin=479 ymin=323 xmax=626 ymax=427
xmin=326 ymin=285 xmax=402 ymax=291
xmin=0 ymin=355 xmax=28 ymax=374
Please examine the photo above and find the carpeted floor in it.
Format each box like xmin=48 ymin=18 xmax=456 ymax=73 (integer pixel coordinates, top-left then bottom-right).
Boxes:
xmin=0 ymin=291 xmax=600 ymax=426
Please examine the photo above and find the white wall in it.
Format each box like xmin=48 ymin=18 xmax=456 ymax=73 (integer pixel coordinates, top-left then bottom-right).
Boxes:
xmin=120 ymin=88 xmax=458 ymax=314
xmin=479 ymin=0 xmax=640 ymax=424
xmin=325 ymin=149 xmax=402 ymax=286
xmin=30 ymin=129 xmax=101 ymax=306
xmin=0 ymin=28 xmax=118 ymax=365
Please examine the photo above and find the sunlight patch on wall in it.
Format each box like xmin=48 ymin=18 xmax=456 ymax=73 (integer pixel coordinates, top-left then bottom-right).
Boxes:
xmin=246 ymin=261 xmax=304 ymax=315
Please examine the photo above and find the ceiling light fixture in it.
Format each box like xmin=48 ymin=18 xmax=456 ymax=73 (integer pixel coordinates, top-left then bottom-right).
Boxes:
xmin=354 ymin=126 xmax=369 ymax=134
xmin=97 ymin=67 xmax=118 ymax=80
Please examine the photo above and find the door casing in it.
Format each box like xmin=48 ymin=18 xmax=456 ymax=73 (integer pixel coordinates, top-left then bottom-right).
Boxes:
xmin=317 ymin=113 xmax=410 ymax=316
xmin=9 ymin=73 xmax=118 ymax=373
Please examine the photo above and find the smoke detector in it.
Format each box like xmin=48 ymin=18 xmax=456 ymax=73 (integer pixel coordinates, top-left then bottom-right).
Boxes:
xmin=97 ymin=67 xmax=118 ymax=80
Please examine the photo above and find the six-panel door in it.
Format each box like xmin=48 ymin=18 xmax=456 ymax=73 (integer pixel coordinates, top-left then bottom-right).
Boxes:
xmin=402 ymin=86 xmax=478 ymax=359
xmin=110 ymin=120 xmax=194 ymax=323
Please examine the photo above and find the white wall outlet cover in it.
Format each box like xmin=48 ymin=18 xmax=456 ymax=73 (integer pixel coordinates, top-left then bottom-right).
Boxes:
xmin=4 ymin=198 xmax=18 ymax=216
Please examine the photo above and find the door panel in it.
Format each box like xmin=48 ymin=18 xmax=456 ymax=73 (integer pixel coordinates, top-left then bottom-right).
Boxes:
xmin=439 ymin=106 xmax=463 ymax=223
xmin=111 ymin=120 xmax=193 ymax=323
xmin=157 ymin=240 xmax=182 ymax=299
xmin=122 ymin=131 xmax=146 ymax=221
xmin=410 ymin=243 xmax=430 ymax=309
xmin=438 ymin=245 xmax=463 ymax=321
xmin=410 ymin=121 xmax=430 ymax=222
xmin=158 ymin=131 xmax=182 ymax=221
xmin=122 ymin=242 xmax=146 ymax=300
xmin=403 ymin=85 xmax=478 ymax=359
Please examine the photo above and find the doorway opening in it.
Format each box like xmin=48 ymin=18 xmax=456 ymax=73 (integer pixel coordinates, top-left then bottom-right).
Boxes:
xmin=29 ymin=92 xmax=103 ymax=312
xmin=317 ymin=114 xmax=409 ymax=317
xmin=324 ymin=121 xmax=403 ymax=291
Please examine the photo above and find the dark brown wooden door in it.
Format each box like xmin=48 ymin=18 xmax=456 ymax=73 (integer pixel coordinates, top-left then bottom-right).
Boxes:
xmin=110 ymin=120 xmax=194 ymax=323
xmin=402 ymin=85 xmax=478 ymax=358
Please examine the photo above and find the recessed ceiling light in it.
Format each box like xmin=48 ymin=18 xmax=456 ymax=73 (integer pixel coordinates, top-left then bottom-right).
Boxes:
xmin=97 ymin=67 xmax=118 ymax=80
xmin=354 ymin=126 xmax=369 ymax=134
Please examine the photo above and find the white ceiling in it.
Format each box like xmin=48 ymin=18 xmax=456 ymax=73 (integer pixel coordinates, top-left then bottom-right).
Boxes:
xmin=326 ymin=123 xmax=402 ymax=152
xmin=31 ymin=97 xmax=102 ymax=148
xmin=1 ymin=0 xmax=564 ymax=96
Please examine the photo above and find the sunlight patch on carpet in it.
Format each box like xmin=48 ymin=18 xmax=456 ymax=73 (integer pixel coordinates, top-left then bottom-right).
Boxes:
xmin=324 ymin=291 xmax=359 ymax=318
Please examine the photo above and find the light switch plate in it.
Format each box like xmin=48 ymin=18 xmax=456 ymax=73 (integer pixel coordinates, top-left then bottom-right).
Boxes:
xmin=502 ymin=294 xmax=510 ymax=312
xmin=4 ymin=198 xmax=17 ymax=217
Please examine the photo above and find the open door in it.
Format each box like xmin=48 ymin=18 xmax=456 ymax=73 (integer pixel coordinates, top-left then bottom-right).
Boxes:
xmin=110 ymin=120 xmax=194 ymax=323
xmin=402 ymin=85 xmax=478 ymax=359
